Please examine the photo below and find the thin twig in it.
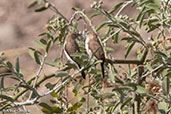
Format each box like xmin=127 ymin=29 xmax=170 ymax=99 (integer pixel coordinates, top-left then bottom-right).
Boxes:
xmin=86 ymin=74 xmax=90 ymax=113
xmin=40 ymin=67 xmax=83 ymax=97
xmin=115 ymin=0 xmax=133 ymax=17
xmin=43 ymin=0 xmax=69 ymax=22
xmin=141 ymin=64 xmax=164 ymax=79
xmin=28 ymin=53 xmax=47 ymax=100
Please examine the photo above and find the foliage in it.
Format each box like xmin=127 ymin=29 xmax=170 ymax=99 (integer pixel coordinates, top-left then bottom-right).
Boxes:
xmin=0 ymin=0 xmax=171 ymax=114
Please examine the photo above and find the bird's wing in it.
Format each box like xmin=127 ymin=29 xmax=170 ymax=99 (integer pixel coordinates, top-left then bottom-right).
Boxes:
xmin=64 ymin=40 xmax=80 ymax=67
xmin=88 ymin=40 xmax=105 ymax=60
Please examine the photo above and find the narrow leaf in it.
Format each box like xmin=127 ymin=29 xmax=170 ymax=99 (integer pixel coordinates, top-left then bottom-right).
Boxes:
xmin=0 ymin=95 xmax=14 ymax=102
xmin=90 ymin=12 xmax=100 ymax=19
xmin=136 ymin=86 xmax=148 ymax=94
xmin=40 ymin=39 xmax=47 ymax=45
xmin=35 ymin=6 xmax=48 ymax=12
xmin=15 ymin=58 xmax=20 ymax=73
xmin=125 ymin=42 xmax=135 ymax=58
xmin=46 ymin=40 xmax=52 ymax=53
xmin=33 ymin=40 xmax=44 ymax=48
xmin=7 ymin=62 xmax=13 ymax=69
xmin=28 ymin=1 xmax=38 ymax=8
xmin=34 ymin=51 xmax=41 ymax=64
xmin=55 ymin=71 xmax=68 ymax=77
xmin=96 ymin=21 xmax=110 ymax=31
xmin=109 ymin=2 xmax=124 ymax=14
xmin=162 ymin=77 xmax=170 ymax=95
xmin=39 ymin=102 xmax=52 ymax=111
xmin=0 ymin=77 xmax=4 ymax=89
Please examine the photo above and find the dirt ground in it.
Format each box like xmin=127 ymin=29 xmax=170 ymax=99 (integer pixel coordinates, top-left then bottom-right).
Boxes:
xmin=0 ymin=0 xmax=151 ymax=113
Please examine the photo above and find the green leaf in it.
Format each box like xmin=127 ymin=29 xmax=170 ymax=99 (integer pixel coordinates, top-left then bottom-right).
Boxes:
xmin=45 ymin=83 xmax=55 ymax=90
xmin=146 ymin=3 xmax=160 ymax=11
xmin=28 ymin=1 xmax=38 ymax=8
xmin=34 ymin=51 xmax=41 ymax=64
xmin=46 ymin=59 xmax=62 ymax=67
xmin=96 ymin=21 xmax=110 ymax=31
xmin=70 ymin=52 xmax=85 ymax=58
xmin=39 ymin=32 xmax=53 ymax=39
xmin=154 ymin=0 xmax=161 ymax=7
xmin=51 ymin=107 xmax=63 ymax=113
xmin=105 ymin=47 xmax=113 ymax=52
xmin=50 ymin=92 xmax=58 ymax=97
xmin=46 ymin=40 xmax=52 ymax=53
xmin=7 ymin=61 xmax=13 ymax=69
xmin=0 ymin=77 xmax=4 ymax=89
xmin=136 ymin=86 xmax=148 ymax=94
xmin=73 ymin=82 xmax=82 ymax=96
xmin=90 ymin=12 xmax=101 ymax=19
xmin=33 ymin=40 xmax=44 ymax=48
xmin=122 ymin=37 xmax=141 ymax=43
xmin=67 ymin=102 xmax=82 ymax=112
xmin=0 ymin=95 xmax=14 ymax=102
xmin=2 ymin=86 xmax=16 ymax=92
xmin=10 ymin=77 xmax=20 ymax=82
xmin=102 ymin=92 xmax=115 ymax=99
xmin=121 ymin=98 xmax=132 ymax=109
xmin=119 ymin=20 xmax=128 ymax=29
xmin=136 ymin=6 xmax=146 ymax=21
xmin=154 ymin=51 xmax=167 ymax=59
xmin=28 ymin=48 xmax=36 ymax=59
xmin=165 ymin=69 xmax=171 ymax=77
xmin=139 ymin=13 xmax=146 ymax=28
xmin=108 ymin=2 xmax=124 ymax=14
xmin=125 ymin=41 xmax=135 ymax=58
xmin=39 ymin=102 xmax=52 ymax=111
xmin=35 ymin=6 xmax=48 ymax=12
xmin=0 ymin=73 xmax=12 ymax=77
xmin=37 ymin=0 xmax=42 ymax=4
xmin=55 ymin=71 xmax=68 ymax=77
xmin=162 ymin=77 xmax=169 ymax=95
xmin=158 ymin=102 xmax=168 ymax=114
xmin=40 ymin=39 xmax=47 ymax=45
xmin=72 ymin=7 xmax=81 ymax=11
xmin=112 ymin=31 xmax=119 ymax=43
xmin=140 ymin=0 xmax=151 ymax=7
xmin=130 ymin=31 xmax=140 ymax=37
xmin=15 ymin=58 xmax=20 ymax=73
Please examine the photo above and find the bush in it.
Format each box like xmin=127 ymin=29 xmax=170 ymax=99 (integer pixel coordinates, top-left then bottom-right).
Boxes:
xmin=0 ymin=0 xmax=170 ymax=113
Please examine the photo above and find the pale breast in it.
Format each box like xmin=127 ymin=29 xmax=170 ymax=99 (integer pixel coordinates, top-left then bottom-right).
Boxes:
xmin=85 ymin=37 xmax=92 ymax=57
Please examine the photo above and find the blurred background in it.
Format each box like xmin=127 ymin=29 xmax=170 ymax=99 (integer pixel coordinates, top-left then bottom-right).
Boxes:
xmin=0 ymin=0 xmax=142 ymax=75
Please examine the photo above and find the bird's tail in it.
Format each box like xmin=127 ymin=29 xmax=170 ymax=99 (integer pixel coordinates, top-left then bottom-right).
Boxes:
xmin=77 ymin=64 xmax=86 ymax=79
xmin=101 ymin=61 xmax=105 ymax=78
xmin=81 ymin=71 xmax=86 ymax=79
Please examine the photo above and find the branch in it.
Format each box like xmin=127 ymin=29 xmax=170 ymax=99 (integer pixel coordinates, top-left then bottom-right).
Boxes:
xmin=105 ymin=47 xmax=148 ymax=65
xmin=115 ymin=0 xmax=133 ymax=17
xmin=28 ymin=53 xmax=47 ymax=100
xmin=0 ymin=73 xmax=56 ymax=111
xmin=40 ymin=68 xmax=82 ymax=97
xmin=0 ymin=67 xmax=82 ymax=110
xmin=43 ymin=0 xmax=69 ymax=22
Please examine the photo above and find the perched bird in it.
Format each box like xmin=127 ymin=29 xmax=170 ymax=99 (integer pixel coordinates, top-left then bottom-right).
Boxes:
xmin=64 ymin=32 xmax=86 ymax=79
xmin=85 ymin=31 xmax=105 ymax=78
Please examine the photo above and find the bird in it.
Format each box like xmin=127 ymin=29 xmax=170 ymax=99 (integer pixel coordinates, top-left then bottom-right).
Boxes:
xmin=85 ymin=31 xmax=105 ymax=78
xmin=64 ymin=32 xmax=86 ymax=79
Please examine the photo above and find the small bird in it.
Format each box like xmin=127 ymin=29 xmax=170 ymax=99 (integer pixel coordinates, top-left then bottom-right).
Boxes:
xmin=85 ymin=31 xmax=105 ymax=78
xmin=64 ymin=32 xmax=86 ymax=79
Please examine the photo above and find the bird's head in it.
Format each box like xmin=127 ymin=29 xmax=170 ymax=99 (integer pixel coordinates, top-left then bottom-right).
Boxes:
xmin=85 ymin=31 xmax=96 ymax=40
xmin=67 ymin=32 xmax=80 ymax=40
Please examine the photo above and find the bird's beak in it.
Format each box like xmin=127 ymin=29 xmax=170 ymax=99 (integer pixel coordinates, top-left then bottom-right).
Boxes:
xmin=75 ymin=33 xmax=82 ymax=41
